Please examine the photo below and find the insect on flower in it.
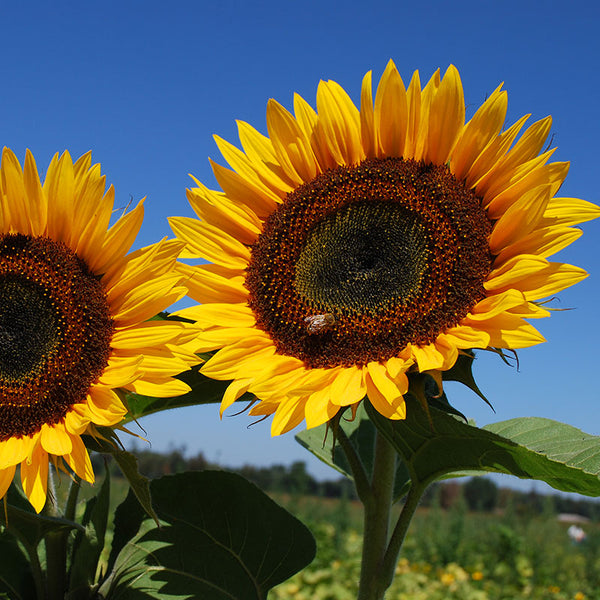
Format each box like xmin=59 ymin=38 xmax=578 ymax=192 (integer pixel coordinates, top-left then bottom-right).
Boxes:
xmin=304 ymin=313 xmax=335 ymax=334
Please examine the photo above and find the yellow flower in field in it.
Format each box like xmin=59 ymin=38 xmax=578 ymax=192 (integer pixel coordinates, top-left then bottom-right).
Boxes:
xmin=171 ymin=60 xmax=600 ymax=435
xmin=0 ymin=149 xmax=200 ymax=511
xmin=440 ymin=572 xmax=455 ymax=586
xmin=574 ymin=592 xmax=586 ymax=600
xmin=471 ymin=570 xmax=484 ymax=581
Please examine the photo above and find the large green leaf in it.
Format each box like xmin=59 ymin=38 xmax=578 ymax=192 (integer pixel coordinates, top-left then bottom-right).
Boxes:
xmin=366 ymin=397 xmax=600 ymax=496
xmin=296 ymin=404 xmax=410 ymax=499
xmin=100 ymin=471 xmax=316 ymax=600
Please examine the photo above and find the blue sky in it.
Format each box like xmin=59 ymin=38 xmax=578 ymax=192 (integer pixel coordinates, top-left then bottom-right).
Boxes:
xmin=4 ymin=1 xmax=600 ymax=483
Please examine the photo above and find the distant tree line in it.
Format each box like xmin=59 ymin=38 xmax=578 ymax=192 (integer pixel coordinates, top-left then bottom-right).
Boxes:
xmin=92 ymin=448 xmax=600 ymax=519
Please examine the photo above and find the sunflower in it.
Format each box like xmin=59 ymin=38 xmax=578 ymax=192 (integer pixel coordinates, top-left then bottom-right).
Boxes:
xmin=0 ymin=148 xmax=199 ymax=512
xmin=170 ymin=61 xmax=599 ymax=436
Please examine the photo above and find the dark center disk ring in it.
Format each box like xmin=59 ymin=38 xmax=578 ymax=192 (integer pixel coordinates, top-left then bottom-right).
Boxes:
xmin=245 ymin=157 xmax=492 ymax=369
xmin=0 ymin=233 xmax=114 ymax=440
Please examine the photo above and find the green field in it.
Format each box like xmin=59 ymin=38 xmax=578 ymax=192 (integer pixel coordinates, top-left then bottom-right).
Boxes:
xmin=270 ymin=493 xmax=599 ymax=600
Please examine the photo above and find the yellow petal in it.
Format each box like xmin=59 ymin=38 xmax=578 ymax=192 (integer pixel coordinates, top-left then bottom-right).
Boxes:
xmin=189 ymin=303 xmax=256 ymax=328
xmin=485 ymin=254 xmax=549 ymax=292
xmin=266 ymin=99 xmax=318 ymax=184
xmin=21 ymin=443 xmax=49 ymax=513
xmin=112 ymin=320 xmax=198 ymax=349
xmin=168 ymin=216 xmax=250 ymax=268
xmin=178 ymin=262 xmax=249 ymax=304
xmin=365 ymin=373 xmax=406 ymax=420
xmin=329 ymin=366 xmax=367 ymax=406
xmin=374 ymin=59 xmax=408 ymax=158
xmin=201 ymin=339 xmax=275 ymax=380
xmin=23 ymin=149 xmax=47 ymax=234
xmin=462 ymin=313 xmax=545 ymax=349
xmin=87 ymin=387 xmax=128 ymax=425
xmin=305 ymin=387 xmax=338 ymax=429
xmin=40 ymin=423 xmax=73 ymax=455
xmin=541 ymin=197 xmax=600 ymax=227
xmin=515 ymin=262 xmax=588 ymax=301
xmin=488 ymin=184 xmax=551 ymax=253
xmin=271 ymin=397 xmax=306 ymax=436
xmin=494 ymin=226 xmax=582 ymax=264
xmin=409 ymin=344 xmax=445 ymax=371
xmin=111 ymin=279 xmax=187 ymax=327
xmin=425 ymin=65 xmax=465 ymax=165
xmin=220 ymin=378 xmax=252 ymax=416
xmin=466 ymin=115 xmax=529 ymax=189
xmin=44 ymin=151 xmax=75 ymax=243
xmin=98 ymin=355 xmax=143 ymax=387
xmin=126 ymin=377 xmax=191 ymax=397
xmin=1 ymin=149 xmax=32 ymax=235
xmin=403 ymin=70 xmax=422 ymax=159
xmin=210 ymin=158 xmax=281 ymax=218
xmin=485 ymin=160 xmax=569 ymax=219
xmin=413 ymin=68 xmax=440 ymax=161
xmin=367 ymin=362 xmax=404 ymax=402
xmin=0 ymin=465 xmax=16 ymax=501
xmin=360 ymin=70 xmax=376 ymax=158
xmin=186 ymin=179 xmax=261 ymax=246
xmin=316 ymin=79 xmax=363 ymax=166
xmin=63 ymin=435 xmax=94 ymax=483
xmin=437 ymin=326 xmax=490 ymax=350
xmin=236 ymin=119 xmax=297 ymax=193
xmin=468 ymin=289 xmax=528 ymax=320
xmin=450 ymin=85 xmax=507 ymax=182
xmin=0 ymin=435 xmax=31 ymax=469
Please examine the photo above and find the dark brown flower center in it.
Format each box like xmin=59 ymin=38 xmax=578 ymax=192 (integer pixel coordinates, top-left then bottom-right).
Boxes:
xmin=246 ymin=158 xmax=493 ymax=369
xmin=0 ymin=234 xmax=114 ymax=440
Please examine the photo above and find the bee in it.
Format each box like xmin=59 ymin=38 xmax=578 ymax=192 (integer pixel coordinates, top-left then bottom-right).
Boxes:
xmin=304 ymin=313 xmax=335 ymax=334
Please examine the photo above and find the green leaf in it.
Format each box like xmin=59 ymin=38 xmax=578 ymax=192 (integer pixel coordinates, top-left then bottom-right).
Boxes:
xmin=366 ymin=397 xmax=600 ymax=496
xmin=68 ymin=470 xmax=111 ymax=593
xmin=442 ymin=350 xmax=493 ymax=409
xmin=296 ymin=404 xmax=411 ymax=500
xmin=122 ymin=363 xmax=252 ymax=423
xmin=83 ymin=432 xmax=158 ymax=525
xmin=0 ymin=531 xmax=36 ymax=600
xmin=100 ymin=471 xmax=316 ymax=600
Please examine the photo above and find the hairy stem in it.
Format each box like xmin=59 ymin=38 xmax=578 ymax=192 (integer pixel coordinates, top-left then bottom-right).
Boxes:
xmin=376 ymin=479 xmax=427 ymax=596
xmin=356 ymin=430 xmax=396 ymax=600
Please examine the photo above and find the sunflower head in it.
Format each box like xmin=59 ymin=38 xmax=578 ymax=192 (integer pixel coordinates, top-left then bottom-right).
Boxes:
xmin=171 ymin=61 xmax=599 ymax=436
xmin=0 ymin=148 xmax=200 ymax=512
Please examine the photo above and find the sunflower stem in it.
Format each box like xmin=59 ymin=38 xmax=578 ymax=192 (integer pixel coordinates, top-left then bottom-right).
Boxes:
xmin=376 ymin=479 xmax=427 ymax=596
xmin=44 ymin=468 xmax=68 ymax=600
xmin=335 ymin=424 xmax=372 ymax=506
xmin=356 ymin=429 xmax=396 ymax=600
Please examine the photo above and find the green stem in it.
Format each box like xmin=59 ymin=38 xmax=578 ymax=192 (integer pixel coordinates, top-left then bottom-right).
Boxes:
xmin=26 ymin=542 xmax=46 ymax=600
xmin=64 ymin=476 xmax=81 ymax=523
xmin=336 ymin=425 xmax=372 ymax=506
xmin=376 ymin=479 xmax=428 ymax=596
xmin=356 ymin=430 xmax=396 ymax=600
xmin=44 ymin=469 xmax=74 ymax=600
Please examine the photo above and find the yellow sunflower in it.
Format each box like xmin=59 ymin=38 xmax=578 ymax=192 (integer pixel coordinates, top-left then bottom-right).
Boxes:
xmin=0 ymin=148 xmax=199 ymax=512
xmin=170 ymin=61 xmax=599 ymax=436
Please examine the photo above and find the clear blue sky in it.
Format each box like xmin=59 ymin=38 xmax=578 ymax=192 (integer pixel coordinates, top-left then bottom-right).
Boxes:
xmin=4 ymin=1 xmax=600 ymax=483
